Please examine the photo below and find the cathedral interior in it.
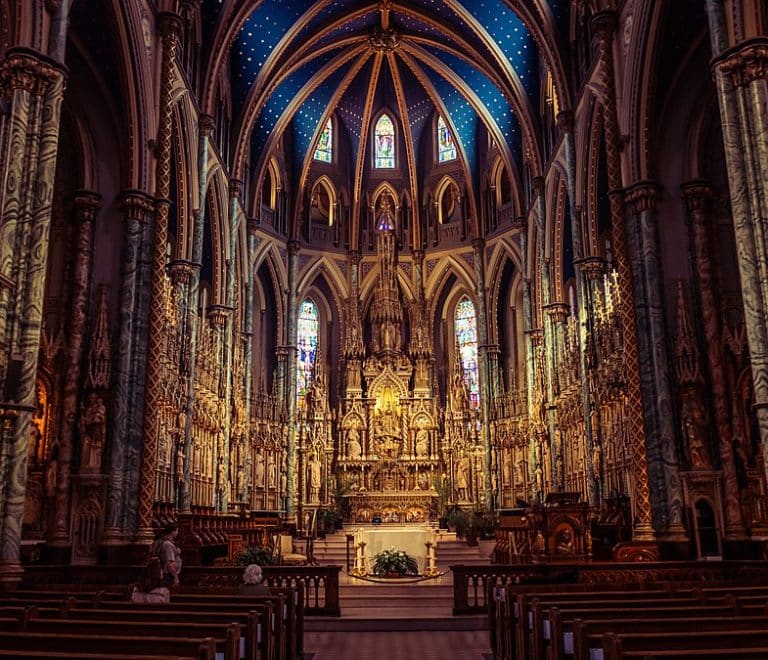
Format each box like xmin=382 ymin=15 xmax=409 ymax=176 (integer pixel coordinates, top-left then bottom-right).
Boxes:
xmin=1 ymin=0 xmax=768 ymax=587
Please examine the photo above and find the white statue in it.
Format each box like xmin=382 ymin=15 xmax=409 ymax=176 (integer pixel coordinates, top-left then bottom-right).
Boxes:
xmin=347 ymin=426 xmax=362 ymax=460
xmin=80 ymin=393 xmax=106 ymax=472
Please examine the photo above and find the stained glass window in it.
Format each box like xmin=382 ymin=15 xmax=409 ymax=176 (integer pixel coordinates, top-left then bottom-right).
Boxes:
xmin=296 ymin=300 xmax=319 ymax=405
xmin=314 ymin=118 xmax=332 ymax=163
xmin=374 ymin=114 xmax=395 ymax=168
xmin=437 ymin=116 xmax=457 ymax=163
xmin=455 ymin=297 xmax=480 ymax=408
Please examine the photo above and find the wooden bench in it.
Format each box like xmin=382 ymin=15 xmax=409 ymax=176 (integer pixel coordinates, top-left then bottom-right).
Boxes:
xmin=0 ymin=631 xmax=216 ymax=660
xmin=603 ymin=629 xmax=768 ymax=660
xmin=0 ymin=652 xmax=195 ymax=660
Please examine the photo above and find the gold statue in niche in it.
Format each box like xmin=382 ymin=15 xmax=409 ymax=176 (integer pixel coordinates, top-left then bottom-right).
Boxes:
xmin=373 ymin=390 xmax=401 ymax=458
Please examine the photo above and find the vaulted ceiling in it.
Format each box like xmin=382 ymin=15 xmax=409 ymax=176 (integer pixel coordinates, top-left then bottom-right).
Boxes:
xmin=201 ymin=0 xmax=571 ymax=208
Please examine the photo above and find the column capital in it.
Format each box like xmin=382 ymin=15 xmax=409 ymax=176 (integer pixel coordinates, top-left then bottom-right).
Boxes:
xmin=287 ymin=240 xmax=301 ymax=256
xmin=199 ymin=114 xmax=216 ymax=138
xmin=411 ymin=249 xmax=424 ymax=264
xmin=531 ymin=176 xmax=545 ymax=198
xmin=556 ymin=110 xmax=574 ymax=134
xmin=681 ymin=180 xmax=713 ymax=213
xmin=544 ymin=302 xmax=571 ymax=323
xmin=168 ymin=259 xmax=198 ymax=285
xmin=624 ymin=180 xmax=661 ymax=214
xmin=229 ymin=178 xmax=243 ymax=199
xmin=575 ymin=256 xmax=608 ymax=280
xmin=591 ymin=10 xmax=618 ymax=39
xmin=471 ymin=237 xmax=485 ymax=251
xmin=208 ymin=304 xmax=232 ymax=327
xmin=71 ymin=190 xmax=102 ymax=223
xmin=714 ymin=38 xmax=768 ymax=87
xmin=119 ymin=190 xmax=155 ymax=222
xmin=512 ymin=216 xmax=528 ymax=233
xmin=0 ymin=47 xmax=67 ymax=99
xmin=157 ymin=12 xmax=184 ymax=42
xmin=527 ymin=328 xmax=544 ymax=346
xmin=349 ymin=249 xmax=362 ymax=264
xmin=247 ymin=218 xmax=260 ymax=236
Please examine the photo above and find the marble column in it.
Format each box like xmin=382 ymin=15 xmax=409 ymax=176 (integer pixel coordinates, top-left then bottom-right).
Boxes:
xmin=104 ymin=191 xmax=154 ymax=540
xmin=682 ymin=181 xmax=746 ymax=536
xmin=136 ymin=12 xmax=183 ymax=542
xmin=558 ymin=111 xmax=599 ymax=507
xmin=471 ymin=238 xmax=493 ymax=504
xmin=624 ymin=181 xmax=686 ymax=538
xmin=0 ymin=48 xmax=67 ymax=583
xmin=593 ymin=11 xmax=654 ymax=539
xmin=285 ymin=240 xmax=300 ymax=518
xmin=52 ymin=191 xmax=100 ymax=547
xmin=706 ymin=26 xmax=768 ymax=492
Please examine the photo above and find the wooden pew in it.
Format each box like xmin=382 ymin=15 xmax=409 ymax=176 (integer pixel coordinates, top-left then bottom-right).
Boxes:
xmin=563 ymin=611 xmax=768 ymax=660
xmin=16 ymin=617 xmax=241 ymax=660
xmin=0 ymin=653 xmax=195 ymax=660
xmin=603 ymin=629 xmax=768 ymax=660
xmin=62 ymin=606 xmax=273 ymax=660
xmin=0 ymin=632 xmax=216 ymax=660
xmin=621 ymin=650 xmax=768 ymax=659
xmin=525 ymin=594 xmax=708 ymax=659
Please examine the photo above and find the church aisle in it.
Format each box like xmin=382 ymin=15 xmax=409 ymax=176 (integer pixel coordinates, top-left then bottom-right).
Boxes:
xmin=304 ymin=630 xmax=490 ymax=660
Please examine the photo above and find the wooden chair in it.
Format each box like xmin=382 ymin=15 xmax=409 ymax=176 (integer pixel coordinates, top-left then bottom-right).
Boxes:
xmin=273 ymin=534 xmax=307 ymax=566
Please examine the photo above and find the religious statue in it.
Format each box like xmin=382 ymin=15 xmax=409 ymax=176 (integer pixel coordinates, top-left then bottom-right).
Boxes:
xmin=175 ymin=441 xmax=185 ymax=484
xmin=415 ymin=427 xmax=429 ymax=457
xmin=267 ymin=456 xmax=277 ymax=489
xmin=216 ymin=458 xmax=226 ymax=493
xmin=347 ymin=426 xmax=362 ymax=460
xmin=375 ymin=400 xmax=398 ymax=437
xmin=307 ymin=453 xmax=322 ymax=502
xmin=79 ymin=393 xmax=106 ymax=472
xmin=533 ymin=531 xmax=545 ymax=554
xmin=555 ymin=528 xmax=575 ymax=555
xmin=255 ymin=451 xmax=265 ymax=488
xmin=682 ymin=397 xmax=711 ymax=469
xmin=591 ymin=443 xmax=603 ymax=479
xmin=452 ymin=372 xmax=469 ymax=410
xmin=45 ymin=451 xmax=58 ymax=498
xmin=456 ymin=454 xmax=471 ymax=501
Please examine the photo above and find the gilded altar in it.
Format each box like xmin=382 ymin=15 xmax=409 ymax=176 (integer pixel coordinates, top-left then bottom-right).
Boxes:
xmin=294 ymin=191 xmax=486 ymax=522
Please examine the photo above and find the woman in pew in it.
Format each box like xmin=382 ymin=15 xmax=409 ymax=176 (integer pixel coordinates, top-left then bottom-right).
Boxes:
xmin=131 ymin=557 xmax=171 ymax=604
xmin=239 ymin=564 xmax=271 ymax=596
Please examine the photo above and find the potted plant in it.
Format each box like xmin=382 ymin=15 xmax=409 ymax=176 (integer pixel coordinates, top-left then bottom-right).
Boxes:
xmin=431 ymin=475 xmax=452 ymax=529
xmin=236 ymin=544 xmax=274 ymax=567
xmin=372 ymin=548 xmax=419 ymax=577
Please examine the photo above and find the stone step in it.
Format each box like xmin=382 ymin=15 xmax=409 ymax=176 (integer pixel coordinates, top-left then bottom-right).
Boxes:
xmin=305 ymin=613 xmax=488 ymax=632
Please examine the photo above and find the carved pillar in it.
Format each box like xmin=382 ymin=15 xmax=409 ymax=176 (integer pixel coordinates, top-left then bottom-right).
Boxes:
xmin=516 ymin=217 xmax=536 ymax=501
xmin=471 ymin=238 xmax=493 ymax=504
xmin=208 ymin=305 xmax=230 ymax=510
xmin=51 ymin=191 xmax=100 ymax=546
xmin=136 ymin=12 xmax=183 ymax=541
xmin=0 ymin=48 xmax=67 ymax=583
xmin=705 ymin=13 xmax=768 ymax=493
xmin=285 ymin=240 xmax=300 ymax=518
xmin=624 ymin=181 xmax=686 ymax=537
xmin=103 ymin=191 xmax=154 ymax=540
xmin=559 ymin=110 xmax=599 ymax=507
xmin=242 ymin=218 xmax=259 ymax=502
xmin=545 ymin=302 xmax=570 ymax=488
xmin=682 ymin=181 xmax=746 ymax=536
xmin=593 ymin=12 xmax=654 ymax=539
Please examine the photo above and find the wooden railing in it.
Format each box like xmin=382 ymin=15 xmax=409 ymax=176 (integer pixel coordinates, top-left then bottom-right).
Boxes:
xmin=21 ymin=563 xmax=342 ymax=616
xmin=451 ymin=561 xmax=768 ymax=614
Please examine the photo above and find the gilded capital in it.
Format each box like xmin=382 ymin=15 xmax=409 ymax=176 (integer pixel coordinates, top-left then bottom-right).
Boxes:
xmin=119 ymin=190 xmax=155 ymax=223
xmin=71 ymin=190 xmax=102 ymax=223
xmin=681 ymin=181 xmax=712 ymax=213
xmin=545 ymin=302 xmax=571 ymax=324
xmin=169 ymin=260 xmax=196 ymax=285
xmin=247 ymin=218 xmax=260 ymax=236
xmin=512 ymin=216 xmax=528 ymax=232
xmin=591 ymin=10 xmax=618 ymax=40
xmin=287 ymin=240 xmax=301 ymax=256
xmin=624 ymin=181 xmax=661 ymax=214
xmin=199 ymin=114 xmax=216 ymax=138
xmin=716 ymin=39 xmax=768 ymax=87
xmin=157 ymin=12 xmax=184 ymax=44
xmin=208 ymin=304 xmax=232 ymax=327
xmin=229 ymin=179 xmax=243 ymax=199
xmin=576 ymin=256 xmax=608 ymax=280
xmin=556 ymin=111 xmax=574 ymax=134
xmin=0 ymin=48 xmax=66 ymax=99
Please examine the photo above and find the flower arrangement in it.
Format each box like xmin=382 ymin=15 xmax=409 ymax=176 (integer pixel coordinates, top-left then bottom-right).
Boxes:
xmin=372 ymin=547 xmax=419 ymax=577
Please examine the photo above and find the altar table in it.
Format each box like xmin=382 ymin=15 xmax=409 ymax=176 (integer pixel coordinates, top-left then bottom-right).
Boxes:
xmin=359 ymin=526 xmax=434 ymax=573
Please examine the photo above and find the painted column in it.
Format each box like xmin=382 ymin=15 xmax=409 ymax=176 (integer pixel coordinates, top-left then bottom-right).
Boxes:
xmin=0 ymin=49 xmax=67 ymax=583
xmin=682 ymin=181 xmax=746 ymax=537
xmin=705 ymin=0 xmax=768 ymax=503
xmin=242 ymin=218 xmax=259 ymax=503
xmin=592 ymin=12 xmax=654 ymax=539
xmin=208 ymin=305 xmax=230 ymax=511
xmin=558 ymin=111 xmax=599 ymax=506
xmin=104 ymin=191 xmax=154 ymax=539
xmin=471 ymin=238 xmax=493 ymax=504
xmin=219 ymin=179 xmax=243 ymax=512
xmin=515 ymin=217 xmax=536 ymax=501
xmin=51 ymin=191 xmax=100 ymax=547
xmin=624 ymin=181 xmax=686 ymax=537
xmin=545 ymin=301 xmax=570 ymax=489
xmin=135 ymin=12 xmax=183 ymax=541
xmin=285 ymin=240 xmax=300 ymax=518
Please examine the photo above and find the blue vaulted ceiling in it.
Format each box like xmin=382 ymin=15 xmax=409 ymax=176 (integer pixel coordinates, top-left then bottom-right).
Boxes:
xmin=204 ymin=0 xmax=570 ymax=206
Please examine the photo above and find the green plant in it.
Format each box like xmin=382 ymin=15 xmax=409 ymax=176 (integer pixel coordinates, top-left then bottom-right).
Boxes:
xmin=372 ymin=548 xmax=419 ymax=576
xmin=236 ymin=545 xmax=273 ymax=567
xmin=431 ymin=475 xmax=452 ymax=522
xmin=446 ymin=507 xmax=471 ymax=537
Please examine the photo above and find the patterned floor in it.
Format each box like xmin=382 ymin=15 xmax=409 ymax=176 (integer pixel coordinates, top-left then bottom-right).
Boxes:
xmin=304 ymin=630 xmax=491 ymax=660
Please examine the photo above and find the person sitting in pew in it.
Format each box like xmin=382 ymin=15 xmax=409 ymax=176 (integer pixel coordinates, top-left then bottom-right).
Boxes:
xmin=239 ymin=563 xmax=271 ymax=596
xmin=131 ymin=556 xmax=170 ymax=604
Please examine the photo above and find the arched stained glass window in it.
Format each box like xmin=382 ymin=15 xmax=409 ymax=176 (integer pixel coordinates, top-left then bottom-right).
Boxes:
xmin=374 ymin=114 xmax=395 ymax=168
xmin=296 ymin=300 xmax=319 ymax=405
xmin=455 ymin=297 xmax=480 ymax=408
xmin=314 ymin=118 xmax=332 ymax=163
xmin=437 ymin=116 xmax=457 ymax=163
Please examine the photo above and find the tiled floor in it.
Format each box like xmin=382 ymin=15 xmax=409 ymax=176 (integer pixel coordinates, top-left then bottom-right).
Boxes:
xmin=305 ymin=630 xmax=491 ymax=660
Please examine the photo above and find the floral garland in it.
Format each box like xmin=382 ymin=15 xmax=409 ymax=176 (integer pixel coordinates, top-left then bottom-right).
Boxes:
xmin=372 ymin=547 xmax=419 ymax=576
